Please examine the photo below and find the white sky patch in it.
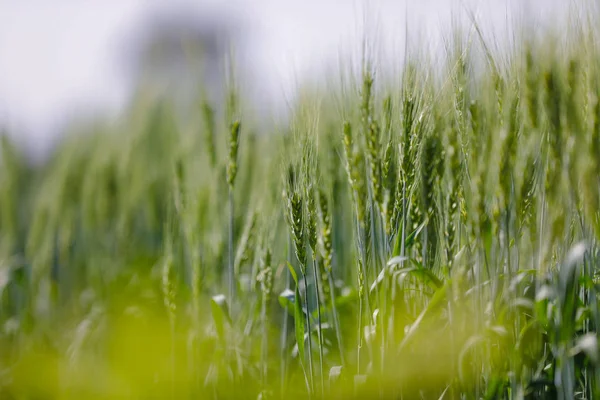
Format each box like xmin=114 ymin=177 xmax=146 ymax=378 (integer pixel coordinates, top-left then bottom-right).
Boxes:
xmin=0 ymin=1 xmax=145 ymax=152
xmin=0 ymin=0 xmax=570 ymax=153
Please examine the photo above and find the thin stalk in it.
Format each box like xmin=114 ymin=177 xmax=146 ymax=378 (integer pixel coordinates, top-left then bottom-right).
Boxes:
xmin=261 ymin=293 xmax=268 ymax=388
xmin=302 ymin=271 xmax=315 ymax=394
xmin=170 ymin=316 xmax=176 ymax=399
xmin=377 ymin=209 xmax=388 ymax=375
xmin=358 ymin=224 xmax=375 ymax=332
xmin=281 ymin=237 xmax=292 ymax=394
xmin=312 ymin=257 xmax=324 ymax=397
xmin=392 ymin=181 xmax=408 ymax=342
xmin=228 ymin=188 xmax=235 ymax=314
xmin=357 ymin=281 xmax=363 ymax=376
xmin=369 ymin=200 xmax=385 ymax=366
xmin=328 ymin=269 xmax=345 ymax=366
xmin=357 ymin=220 xmax=374 ymax=325
xmin=474 ymin=222 xmax=484 ymax=400
xmin=352 ymin=209 xmax=365 ymax=377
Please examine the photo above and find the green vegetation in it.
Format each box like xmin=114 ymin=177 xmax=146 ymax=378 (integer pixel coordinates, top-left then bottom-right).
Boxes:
xmin=3 ymin=14 xmax=600 ymax=399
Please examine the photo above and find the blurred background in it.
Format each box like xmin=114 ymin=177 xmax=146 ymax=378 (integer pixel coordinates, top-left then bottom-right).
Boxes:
xmin=0 ymin=0 xmax=569 ymax=159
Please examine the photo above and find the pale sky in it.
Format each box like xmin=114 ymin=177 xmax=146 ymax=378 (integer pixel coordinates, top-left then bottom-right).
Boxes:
xmin=0 ymin=0 xmax=568 ymax=155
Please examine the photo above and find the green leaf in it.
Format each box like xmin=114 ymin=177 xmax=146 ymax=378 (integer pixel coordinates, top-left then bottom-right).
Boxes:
xmin=372 ymin=256 xmax=443 ymax=294
xmin=559 ymin=242 xmax=586 ymax=305
xmin=387 ymin=255 xmax=409 ymax=266
xmin=288 ymin=262 xmax=305 ymax=363
xmin=399 ymin=281 xmax=448 ymax=352
xmin=409 ymin=259 xmax=443 ymax=289
xmin=576 ymin=307 xmax=592 ymax=327
xmin=0 ymin=269 xmax=9 ymax=299
xmin=278 ymin=289 xmax=295 ymax=316
xmin=438 ymin=386 xmax=450 ymax=400
xmin=483 ymin=376 xmax=507 ymax=400
xmin=287 ymin=261 xmax=299 ymax=285
xmin=392 ymin=218 xmax=427 ymax=257
xmin=486 ymin=325 xmax=508 ymax=338
xmin=211 ymin=294 xmax=231 ymax=341
xmin=570 ymin=333 xmax=598 ymax=364
xmin=329 ymin=365 xmax=343 ymax=384
xmin=405 ymin=218 xmax=427 ymax=250
xmin=481 ymin=217 xmax=492 ymax=265
xmin=369 ymin=257 xmax=407 ymax=294
xmin=294 ymin=284 xmax=305 ymax=362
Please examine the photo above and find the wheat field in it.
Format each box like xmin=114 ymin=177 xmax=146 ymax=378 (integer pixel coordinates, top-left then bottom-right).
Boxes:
xmin=1 ymin=9 xmax=600 ymax=400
